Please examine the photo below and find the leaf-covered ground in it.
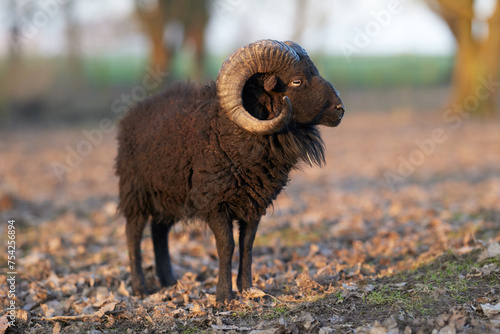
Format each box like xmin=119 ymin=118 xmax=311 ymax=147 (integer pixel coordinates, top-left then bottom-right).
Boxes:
xmin=1 ymin=110 xmax=499 ymax=333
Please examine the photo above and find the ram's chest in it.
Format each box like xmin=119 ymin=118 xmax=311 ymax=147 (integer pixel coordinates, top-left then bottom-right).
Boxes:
xmin=220 ymin=163 xmax=289 ymax=221
xmin=189 ymin=143 xmax=291 ymax=222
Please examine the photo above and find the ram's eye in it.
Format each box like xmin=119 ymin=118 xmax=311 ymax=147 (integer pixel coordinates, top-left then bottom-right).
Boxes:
xmin=291 ymin=79 xmax=302 ymax=87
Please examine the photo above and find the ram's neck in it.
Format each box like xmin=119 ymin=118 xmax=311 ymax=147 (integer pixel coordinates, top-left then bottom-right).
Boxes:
xmin=270 ymin=125 xmax=325 ymax=170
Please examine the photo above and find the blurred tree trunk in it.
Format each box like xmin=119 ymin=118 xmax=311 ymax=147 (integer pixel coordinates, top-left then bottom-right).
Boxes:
xmin=63 ymin=0 xmax=85 ymax=89
xmin=135 ymin=0 xmax=208 ymax=79
xmin=428 ymin=0 xmax=500 ymax=116
xmin=173 ymin=0 xmax=208 ymax=79
xmin=8 ymin=0 xmax=22 ymax=60
xmin=1 ymin=0 xmax=22 ymax=122
xmin=135 ymin=0 xmax=170 ymax=71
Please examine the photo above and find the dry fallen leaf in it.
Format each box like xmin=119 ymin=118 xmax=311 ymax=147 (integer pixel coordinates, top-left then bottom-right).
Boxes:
xmin=0 ymin=315 xmax=9 ymax=334
xmin=52 ymin=322 xmax=61 ymax=334
xmin=248 ymin=328 xmax=278 ymax=334
xmin=295 ymin=271 xmax=324 ymax=291
xmin=481 ymin=303 xmax=500 ymax=317
xmin=95 ymin=302 xmax=118 ymax=318
xmin=479 ymin=263 xmax=500 ymax=276
xmin=297 ymin=311 xmax=317 ymax=330
xmin=355 ymin=320 xmax=387 ymax=334
xmin=342 ymin=282 xmax=358 ymax=291
xmin=16 ymin=310 xmax=28 ymax=323
xmin=189 ymin=302 xmax=207 ymax=317
xmin=318 ymin=327 xmax=334 ymax=334
xmin=206 ymin=294 xmax=217 ymax=307
xmin=41 ymin=303 xmax=56 ymax=317
xmin=354 ymin=316 xmax=399 ymax=334
xmin=243 ymin=287 xmax=267 ymax=299
xmin=448 ymin=307 xmax=466 ymax=331
xmin=212 ymin=323 xmax=251 ymax=331
xmin=478 ymin=242 xmax=500 ymax=261
xmin=438 ymin=324 xmax=455 ymax=334
xmin=118 ymin=281 xmax=130 ymax=297
xmin=383 ymin=315 xmax=398 ymax=333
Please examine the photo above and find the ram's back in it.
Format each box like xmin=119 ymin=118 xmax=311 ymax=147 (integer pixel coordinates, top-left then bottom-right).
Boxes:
xmin=115 ymin=82 xmax=223 ymax=219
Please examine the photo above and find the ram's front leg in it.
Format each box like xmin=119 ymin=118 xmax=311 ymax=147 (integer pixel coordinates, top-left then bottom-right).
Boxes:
xmin=207 ymin=213 xmax=235 ymax=302
xmin=237 ymin=219 xmax=259 ymax=292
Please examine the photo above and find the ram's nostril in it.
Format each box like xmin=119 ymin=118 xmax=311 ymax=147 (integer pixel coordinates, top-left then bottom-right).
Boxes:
xmin=335 ymin=104 xmax=345 ymax=117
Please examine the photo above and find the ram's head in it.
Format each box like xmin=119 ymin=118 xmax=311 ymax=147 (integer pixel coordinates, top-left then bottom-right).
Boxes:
xmin=217 ymin=39 xmax=345 ymax=135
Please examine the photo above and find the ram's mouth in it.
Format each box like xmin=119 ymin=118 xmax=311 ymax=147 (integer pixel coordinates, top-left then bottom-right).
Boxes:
xmin=322 ymin=117 xmax=342 ymax=127
xmin=316 ymin=102 xmax=344 ymax=127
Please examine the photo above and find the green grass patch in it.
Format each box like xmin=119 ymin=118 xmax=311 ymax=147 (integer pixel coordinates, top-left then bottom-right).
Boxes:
xmin=0 ymin=54 xmax=455 ymax=89
xmin=259 ymin=306 xmax=291 ymax=320
xmin=362 ymin=250 xmax=500 ymax=318
xmin=314 ymin=55 xmax=454 ymax=88
xmin=366 ymin=286 xmax=405 ymax=305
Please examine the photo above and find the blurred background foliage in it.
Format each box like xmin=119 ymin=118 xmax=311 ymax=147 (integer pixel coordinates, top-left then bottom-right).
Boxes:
xmin=0 ymin=0 xmax=499 ymax=127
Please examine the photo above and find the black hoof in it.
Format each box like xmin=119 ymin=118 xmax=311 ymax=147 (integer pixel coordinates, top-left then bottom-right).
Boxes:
xmin=216 ymin=290 xmax=235 ymax=304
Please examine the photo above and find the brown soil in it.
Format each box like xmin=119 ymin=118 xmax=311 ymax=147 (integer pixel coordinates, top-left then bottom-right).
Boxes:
xmin=0 ymin=110 xmax=499 ymax=333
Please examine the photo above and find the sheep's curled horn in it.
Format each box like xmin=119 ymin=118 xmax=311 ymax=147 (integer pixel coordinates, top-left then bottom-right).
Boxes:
xmin=217 ymin=39 xmax=300 ymax=135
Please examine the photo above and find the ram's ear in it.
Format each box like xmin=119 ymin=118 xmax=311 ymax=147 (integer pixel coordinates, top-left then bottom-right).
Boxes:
xmin=263 ymin=75 xmax=287 ymax=93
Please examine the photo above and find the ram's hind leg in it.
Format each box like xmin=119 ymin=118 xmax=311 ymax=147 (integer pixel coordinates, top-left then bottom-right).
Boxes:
xmin=237 ymin=219 xmax=259 ymax=292
xmin=151 ymin=215 xmax=177 ymax=287
xmin=126 ymin=214 xmax=149 ymax=297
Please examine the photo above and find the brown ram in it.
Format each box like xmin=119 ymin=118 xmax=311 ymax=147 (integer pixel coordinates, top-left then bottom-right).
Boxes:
xmin=115 ymin=39 xmax=345 ymax=302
